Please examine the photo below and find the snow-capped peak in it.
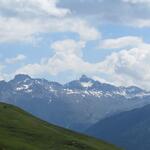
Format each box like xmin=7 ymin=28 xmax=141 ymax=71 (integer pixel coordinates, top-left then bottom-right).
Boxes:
xmin=5 ymin=74 xmax=150 ymax=99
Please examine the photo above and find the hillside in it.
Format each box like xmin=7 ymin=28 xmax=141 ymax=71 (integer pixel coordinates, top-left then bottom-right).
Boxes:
xmin=86 ymin=104 xmax=150 ymax=150
xmin=0 ymin=102 xmax=120 ymax=150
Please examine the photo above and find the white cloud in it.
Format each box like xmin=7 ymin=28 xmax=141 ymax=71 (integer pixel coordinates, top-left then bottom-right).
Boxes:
xmin=44 ymin=18 xmax=100 ymax=41
xmin=5 ymin=54 xmax=26 ymax=64
xmin=0 ymin=0 xmax=103 ymax=43
xmin=51 ymin=39 xmax=85 ymax=57
xmin=0 ymin=0 xmax=100 ymax=43
xmin=0 ymin=17 xmax=41 ymax=43
xmin=15 ymin=63 xmax=45 ymax=76
xmin=0 ymin=16 xmax=100 ymax=43
xmin=0 ymin=0 xmax=70 ymax=17
xmin=100 ymin=36 xmax=143 ymax=49
xmin=96 ymin=43 xmax=150 ymax=89
xmin=47 ymin=39 xmax=97 ymax=75
xmin=15 ymin=39 xmax=96 ymax=76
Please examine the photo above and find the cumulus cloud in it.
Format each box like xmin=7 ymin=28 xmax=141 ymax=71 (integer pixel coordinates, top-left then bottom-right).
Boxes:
xmin=0 ymin=0 xmax=100 ymax=43
xmin=0 ymin=17 xmax=41 ymax=43
xmin=98 ymin=43 xmax=150 ymax=89
xmin=15 ymin=39 xmax=97 ymax=76
xmin=100 ymin=36 xmax=143 ymax=49
xmin=51 ymin=39 xmax=85 ymax=57
xmin=0 ymin=17 xmax=100 ymax=43
xmin=16 ymin=37 xmax=150 ymax=90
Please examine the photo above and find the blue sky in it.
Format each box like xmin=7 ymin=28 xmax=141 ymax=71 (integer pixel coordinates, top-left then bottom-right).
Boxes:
xmin=0 ymin=0 xmax=150 ymax=90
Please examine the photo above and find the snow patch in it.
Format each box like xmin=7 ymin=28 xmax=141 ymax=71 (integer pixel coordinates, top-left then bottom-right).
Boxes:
xmin=16 ymin=84 xmax=30 ymax=91
xmin=81 ymin=81 xmax=93 ymax=88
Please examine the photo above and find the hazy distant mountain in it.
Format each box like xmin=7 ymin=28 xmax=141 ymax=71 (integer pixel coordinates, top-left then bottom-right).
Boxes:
xmin=86 ymin=104 xmax=150 ymax=150
xmin=0 ymin=74 xmax=150 ymax=131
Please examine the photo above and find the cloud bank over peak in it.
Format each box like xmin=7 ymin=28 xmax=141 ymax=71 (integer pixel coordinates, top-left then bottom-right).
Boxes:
xmin=0 ymin=0 xmax=150 ymax=91
xmin=15 ymin=36 xmax=150 ymax=90
xmin=99 ymin=43 xmax=150 ymax=89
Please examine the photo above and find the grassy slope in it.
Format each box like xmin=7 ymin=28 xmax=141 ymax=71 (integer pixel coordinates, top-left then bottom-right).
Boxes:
xmin=0 ymin=102 xmax=121 ymax=150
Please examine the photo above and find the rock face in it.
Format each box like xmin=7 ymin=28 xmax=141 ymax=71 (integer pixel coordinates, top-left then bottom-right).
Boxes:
xmin=0 ymin=74 xmax=150 ymax=131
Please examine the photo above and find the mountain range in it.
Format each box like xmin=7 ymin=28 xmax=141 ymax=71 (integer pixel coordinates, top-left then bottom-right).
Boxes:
xmin=0 ymin=74 xmax=150 ymax=131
